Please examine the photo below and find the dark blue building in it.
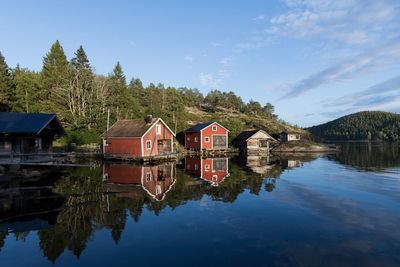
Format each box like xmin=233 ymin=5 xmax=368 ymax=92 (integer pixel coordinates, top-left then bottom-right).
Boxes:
xmin=0 ymin=112 xmax=65 ymax=154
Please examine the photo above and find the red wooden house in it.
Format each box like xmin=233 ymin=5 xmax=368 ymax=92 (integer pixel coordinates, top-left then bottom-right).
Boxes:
xmin=101 ymin=115 xmax=175 ymax=158
xmin=185 ymin=122 xmax=229 ymax=151
xmin=103 ymin=162 xmax=176 ymax=201
xmin=185 ymin=157 xmax=230 ymax=187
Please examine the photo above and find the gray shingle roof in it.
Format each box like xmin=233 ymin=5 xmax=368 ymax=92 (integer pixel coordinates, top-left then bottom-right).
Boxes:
xmin=101 ymin=118 xmax=157 ymax=138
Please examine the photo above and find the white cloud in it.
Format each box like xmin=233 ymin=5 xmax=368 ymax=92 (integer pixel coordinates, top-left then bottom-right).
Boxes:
xmin=199 ymin=69 xmax=231 ymax=89
xmin=210 ymin=42 xmax=222 ymax=47
xmin=280 ymin=36 xmax=400 ymax=99
xmin=184 ymin=55 xmax=194 ymax=62
xmin=219 ymin=56 xmax=235 ymax=66
xmin=199 ymin=73 xmax=221 ymax=89
xmin=253 ymin=15 xmax=266 ymax=21
xmin=268 ymin=0 xmax=399 ymax=45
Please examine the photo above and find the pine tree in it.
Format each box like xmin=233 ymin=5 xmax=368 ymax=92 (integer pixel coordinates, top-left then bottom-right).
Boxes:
xmin=41 ymin=40 xmax=71 ymax=122
xmin=0 ymin=52 xmax=15 ymax=111
xmin=108 ymin=62 xmax=141 ymax=120
xmin=70 ymin=46 xmax=94 ymax=128
xmin=12 ymin=66 xmax=41 ymax=112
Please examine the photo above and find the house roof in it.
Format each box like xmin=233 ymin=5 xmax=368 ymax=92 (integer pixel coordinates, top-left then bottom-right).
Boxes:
xmin=185 ymin=122 xmax=214 ymax=132
xmin=0 ymin=112 xmax=65 ymax=135
xmin=233 ymin=129 xmax=277 ymax=142
xmin=101 ymin=118 xmax=175 ymax=138
xmin=281 ymin=131 xmax=300 ymax=135
xmin=185 ymin=121 xmax=229 ymax=133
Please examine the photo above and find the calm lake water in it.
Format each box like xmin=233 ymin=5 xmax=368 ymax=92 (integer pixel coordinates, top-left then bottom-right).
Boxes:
xmin=0 ymin=142 xmax=399 ymax=267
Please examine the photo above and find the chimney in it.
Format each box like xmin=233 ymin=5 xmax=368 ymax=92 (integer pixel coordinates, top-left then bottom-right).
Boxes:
xmin=145 ymin=114 xmax=153 ymax=124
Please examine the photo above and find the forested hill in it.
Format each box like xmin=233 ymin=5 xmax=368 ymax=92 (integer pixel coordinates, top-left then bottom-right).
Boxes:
xmin=0 ymin=41 xmax=302 ymax=145
xmin=307 ymin=111 xmax=400 ymax=141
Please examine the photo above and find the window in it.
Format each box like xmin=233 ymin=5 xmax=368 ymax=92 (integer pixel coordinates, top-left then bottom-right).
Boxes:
xmin=194 ymin=163 xmax=198 ymax=170
xmin=156 ymin=124 xmax=161 ymax=135
xmin=204 ymin=137 xmax=210 ymax=142
xmin=146 ymin=140 xmax=152 ymax=149
xmin=187 ymin=136 xmax=191 ymax=141
xmin=194 ymin=137 xmax=198 ymax=142
xmin=205 ymin=164 xmax=210 ymax=171
xmin=146 ymin=172 xmax=152 ymax=182
xmin=212 ymin=175 xmax=218 ymax=182
xmin=212 ymin=125 xmax=217 ymax=131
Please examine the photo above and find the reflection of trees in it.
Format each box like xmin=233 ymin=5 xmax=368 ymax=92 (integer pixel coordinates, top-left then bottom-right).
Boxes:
xmin=2 ymin=159 xmax=304 ymax=263
xmin=0 ymin=230 xmax=6 ymax=251
xmin=330 ymin=142 xmax=400 ymax=171
xmin=37 ymin=167 xmax=141 ymax=261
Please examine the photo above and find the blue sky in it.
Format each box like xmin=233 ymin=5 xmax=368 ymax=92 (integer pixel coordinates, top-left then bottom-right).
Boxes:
xmin=1 ymin=0 xmax=400 ymax=126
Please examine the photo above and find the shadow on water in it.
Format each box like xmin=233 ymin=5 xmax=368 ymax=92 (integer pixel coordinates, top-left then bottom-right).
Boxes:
xmin=0 ymin=142 xmax=399 ymax=265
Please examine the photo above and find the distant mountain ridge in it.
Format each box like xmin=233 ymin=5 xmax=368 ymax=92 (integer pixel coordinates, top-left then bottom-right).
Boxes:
xmin=307 ymin=111 xmax=400 ymax=141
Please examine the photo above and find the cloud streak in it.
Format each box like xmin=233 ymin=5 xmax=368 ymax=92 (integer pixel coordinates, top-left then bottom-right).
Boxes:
xmin=280 ymin=37 xmax=400 ymax=99
xmin=268 ymin=0 xmax=399 ymax=45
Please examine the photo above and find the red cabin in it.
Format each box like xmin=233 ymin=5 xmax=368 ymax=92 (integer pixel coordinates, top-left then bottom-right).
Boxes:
xmin=101 ymin=115 xmax=175 ymax=158
xmin=103 ymin=162 xmax=175 ymax=201
xmin=184 ymin=122 xmax=229 ymax=151
xmin=185 ymin=157 xmax=230 ymax=186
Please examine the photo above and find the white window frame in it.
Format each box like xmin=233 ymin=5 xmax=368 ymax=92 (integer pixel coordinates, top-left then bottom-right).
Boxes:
xmin=212 ymin=125 xmax=217 ymax=131
xmin=205 ymin=164 xmax=210 ymax=171
xmin=156 ymin=185 xmax=162 ymax=195
xmin=156 ymin=124 xmax=161 ymax=135
xmin=146 ymin=172 xmax=152 ymax=182
xmin=146 ymin=140 xmax=152 ymax=150
xmin=204 ymin=137 xmax=210 ymax=143
xmin=212 ymin=175 xmax=218 ymax=181
xmin=194 ymin=137 xmax=198 ymax=143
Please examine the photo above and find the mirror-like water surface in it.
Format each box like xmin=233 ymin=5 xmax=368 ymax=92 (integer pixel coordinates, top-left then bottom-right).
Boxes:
xmin=0 ymin=142 xmax=399 ymax=267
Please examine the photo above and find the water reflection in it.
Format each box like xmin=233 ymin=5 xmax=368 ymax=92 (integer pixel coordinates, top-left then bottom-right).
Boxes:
xmin=329 ymin=141 xmax=400 ymax=171
xmin=185 ymin=157 xmax=230 ymax=186
xmin=0 ymin=142 xmax=399 ymax=266
xmin=103 ymin=163 xmax=176 ymax=201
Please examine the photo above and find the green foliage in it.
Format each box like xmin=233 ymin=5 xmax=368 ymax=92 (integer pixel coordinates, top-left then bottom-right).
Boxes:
xmin=12 ymin=67 xmax=41 ymax=112
xmin=40 ymin=41 xmax=71 ymax=116
xmin=308 ymin=111 xmax=400 ymax=141
xmin=2 ymin=40 xmax=291 ymax=145
xmin=59 ymin=129 xmax=100 ymax=149
xmin=0 ymin=52 xmax=15 ymax=111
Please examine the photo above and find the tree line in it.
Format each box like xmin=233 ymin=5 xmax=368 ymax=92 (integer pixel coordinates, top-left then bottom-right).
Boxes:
xmin=308 ymin=111 xmax=400 ymax=141
xmin=0 ymin=40 xmax=278 ymax=144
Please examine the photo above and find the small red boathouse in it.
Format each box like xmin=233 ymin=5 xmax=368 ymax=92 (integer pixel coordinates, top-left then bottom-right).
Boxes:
xmin=101 ymin=115 xmax=175 ymax=158
xmin=184 ymin=122 xmax=229 ymax=150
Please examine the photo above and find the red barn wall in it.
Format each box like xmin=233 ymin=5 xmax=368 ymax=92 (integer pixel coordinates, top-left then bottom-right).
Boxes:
xmin=185 ymin=157 xmax=202 ymax=176
xmin=185 ymin=132 xmax=201 ymax=149
xmin=104 ymin=163 xmax=142 ymax=184
xmin=201 ymin=158 xmax=228 ymax=183
xmin=201 ymin=123 xmax=228 ymax=150
xmin=104 ymin=138 xmax=142 ymax=157
xmin=142 ymin=121 xmax=173 ymax=157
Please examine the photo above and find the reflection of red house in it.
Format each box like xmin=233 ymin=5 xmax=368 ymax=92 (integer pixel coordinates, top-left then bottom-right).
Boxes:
xmin=185 ymin=122 xmax=229 ymax=151
xmin=103 ymin=163 xmax=175 ymax=201
xmin=185 ymin=157 xmax=230 ymax=186
xmin=101 ymin=115 xmax=175 ymax=158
